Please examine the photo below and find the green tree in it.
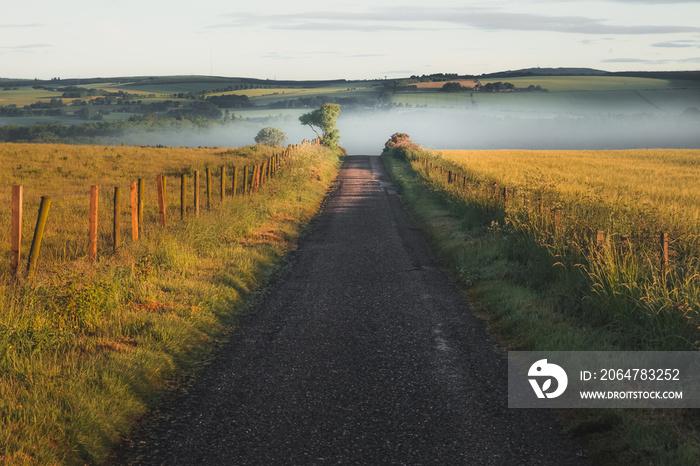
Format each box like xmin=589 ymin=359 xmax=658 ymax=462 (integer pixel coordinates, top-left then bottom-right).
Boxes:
xmin=299 ymin=103 xmax=340 ymax=148
xmin=254 ymin=127 xmax=287 ymax=146
xmin=440 ymin=82 xmax=464 ymax=92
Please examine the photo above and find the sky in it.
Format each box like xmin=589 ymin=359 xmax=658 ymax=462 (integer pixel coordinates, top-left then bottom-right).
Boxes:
xmin=1 ymin=0 xmax=700 ymax=81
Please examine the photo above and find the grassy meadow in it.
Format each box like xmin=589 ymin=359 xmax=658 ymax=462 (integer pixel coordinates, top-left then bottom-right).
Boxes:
xmin=441 ymin=149 xmax=700 ymax=222
xmin=0 ymin=142 xmax=341 ymax=464
xmin=383 ymin=142 xmax=700 ymax=464
xmin=479 ymin=75 xmax=693 ymax=91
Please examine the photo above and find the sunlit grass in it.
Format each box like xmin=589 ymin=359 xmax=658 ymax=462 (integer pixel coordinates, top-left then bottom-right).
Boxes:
xmin=383 ymin=144 xmax=700 ymax=465
xmin=479 ymin=76 xmax=687 ymax=91
xmin=0 ymin=142 xmax=341 ymax=464
xmin=441 ymin=149 xmax=700 ymax=222
xmin=412 ymin=148 xmax=700 ymax=348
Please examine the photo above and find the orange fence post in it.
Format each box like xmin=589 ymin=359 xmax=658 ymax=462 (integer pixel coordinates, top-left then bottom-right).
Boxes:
xmin=157 ymin=175 xmax=166 ymax=227
xmin=194 ymin=170 xmax=200 ymax=217
xmin=130 ymin=181 xmax=139 ymax=241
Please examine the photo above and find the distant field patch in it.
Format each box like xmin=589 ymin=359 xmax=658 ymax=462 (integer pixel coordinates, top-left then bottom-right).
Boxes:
xmin=414 ymin=80 xmax=478 ymax=89
xmin=0 ymin=87 xmax=65 ymax=106
xmin=480 ymin=75 xmax=690 ymax=92
xmin=213 ymin=88 xmax=343 ymax=99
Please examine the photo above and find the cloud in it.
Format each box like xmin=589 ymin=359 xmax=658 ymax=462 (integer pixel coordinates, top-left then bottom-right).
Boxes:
xmin=604 ymin=0 xmax=698 ymax=3
xmin=602 ymin=58 xmax=666 ymax=64
xmin=0 ymin=43 xmax=52 ymax=50
xmin=205 ymin=7 xmax=700 ymax=36
xmin=602 ymin=56 xmax=700 ymax=65
xmin=652 ymin=40 xmax=700 ymax=48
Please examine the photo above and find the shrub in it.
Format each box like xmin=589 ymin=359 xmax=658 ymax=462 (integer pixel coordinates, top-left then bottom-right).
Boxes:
xmin=254 ymin=127 xmax=287 ymax=146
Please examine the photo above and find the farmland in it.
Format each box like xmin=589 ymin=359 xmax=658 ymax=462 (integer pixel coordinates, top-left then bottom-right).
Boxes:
xmin=413 ymin=80 xmax=478 ymax=89
xmin=440 ymin=149 xmax=700 ymax=221
xmin=0 ymin=141 xmax=342 ymax=463
xmin=2 ymin=73 xmax=699 ymax=124
xmin=382 ymin=141 xmax=700 ymax=464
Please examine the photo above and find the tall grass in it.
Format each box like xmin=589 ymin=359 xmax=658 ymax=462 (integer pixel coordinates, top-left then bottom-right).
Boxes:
xmin=407 ymin=148 xmax=700 ymax=351
xmin=382 ymin=143 xmax=700 ymax=464
xmin=0 ymin=142 xmax=341 ymax=464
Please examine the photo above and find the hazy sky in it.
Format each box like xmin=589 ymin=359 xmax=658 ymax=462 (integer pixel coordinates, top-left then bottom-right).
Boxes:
xmin=2 ymin=0 xmax=699 ymax=80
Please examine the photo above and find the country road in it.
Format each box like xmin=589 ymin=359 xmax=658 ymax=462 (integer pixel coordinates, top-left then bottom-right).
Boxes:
xmin=119 ymin=155 xmax=586 ymax=465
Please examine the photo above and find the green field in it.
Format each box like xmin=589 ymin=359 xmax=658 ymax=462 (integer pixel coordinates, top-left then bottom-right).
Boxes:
xmin=2 ymin=74 xmax=700 ymax=129
xmin=391 ymin=76 xmax=700 ymax=115
xmin=480 ymin=75 xmax=697 ymax=91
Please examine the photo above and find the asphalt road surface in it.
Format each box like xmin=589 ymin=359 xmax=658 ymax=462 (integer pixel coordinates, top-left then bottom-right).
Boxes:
xmin=122 ymin=155 xmax=586 ymax=465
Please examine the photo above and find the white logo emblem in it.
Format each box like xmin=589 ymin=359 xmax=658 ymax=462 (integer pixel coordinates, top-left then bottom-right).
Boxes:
xmin=528 ymin=359 xmax=568 ymax=399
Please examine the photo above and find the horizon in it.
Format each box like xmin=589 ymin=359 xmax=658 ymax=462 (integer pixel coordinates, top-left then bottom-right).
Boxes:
xmin=1 ymin=67 xmax=696 ymax=84
xmin=2 ymin=0 xmax=700 ymax=81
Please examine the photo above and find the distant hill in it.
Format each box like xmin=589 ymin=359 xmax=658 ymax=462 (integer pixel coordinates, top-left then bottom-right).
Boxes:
xmin=607 ymin=70 xmax=700 ymax=81
xmin=483 ymin=67 xmax=607 ymax=78
xmin=0 ymin=75 xmax=348 ymax=89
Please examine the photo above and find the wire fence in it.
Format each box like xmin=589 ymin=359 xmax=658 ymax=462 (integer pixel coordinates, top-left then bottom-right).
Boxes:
xmin=3 ymin=139 xmax=321 ymax=280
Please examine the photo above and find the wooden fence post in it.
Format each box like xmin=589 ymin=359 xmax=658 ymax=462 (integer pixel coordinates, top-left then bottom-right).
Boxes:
xmin=130 ymin=182 xmax=138 ymax=241
xmin=11 ymin=186 xmax=22 ymax=277
xmin=138 ymin=178 xmax=144 ymax=237
xmin=157 ymin=175 xmax=166 ymax=227
xmin=113 ymin=187 xmax=121 ymax=254
xmin=180 ymin=173 xmax=187 ymax=219
xmin=194 ymin=170 xmax=200 ymax=217
xmin=232 ymin=166 xmax=239 ymax=197
xmin=503 ymin=187 xmax=509 ymax=206
xmin=252 ymin=164 xmax=260 ymax=191
xmin=221 ymin=166 xmax=226 ymax=202
xmin=206 ymin=167 xmax=212 ymax=209
xmin=162 ymin=176 xmax=167 ymax=212
xmin=660 ymin=232 xmax=669 ymax=277
xmin=243 ymin=166 xmax=250 ymax=195
xmin=27 ymin=196 xmax=51 ymax=279
xmin=88 ymin=186 xmax=98 ymax=264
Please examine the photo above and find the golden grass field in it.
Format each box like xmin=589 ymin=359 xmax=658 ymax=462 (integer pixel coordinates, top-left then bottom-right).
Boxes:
xmin=440 ymin=149 xmax=700 ymax=223
xmin=0 ymin=143 xmax=282 ymax=271
xmin=0 ymin=142 xmax=340 ymax=464
xmin=414 ymin=80 xmax=478 ymax=89
xmin=386 ymin=144 xmax=700 ymax=465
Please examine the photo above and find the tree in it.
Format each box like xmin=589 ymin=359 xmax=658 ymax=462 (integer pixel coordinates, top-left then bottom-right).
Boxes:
xmin=254 ymin=127 xmax=287 ymax=146
xmin=299 ymin=103 xmax=340 ymax=148
xmin=440 ymin=82 xmax=464 ymax=92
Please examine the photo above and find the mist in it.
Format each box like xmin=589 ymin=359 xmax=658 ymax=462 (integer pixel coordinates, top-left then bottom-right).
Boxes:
xmin=336 ymin=108 xmax=700 ymax=155
xmin=114 ymin=106 xmax=700 ymax=155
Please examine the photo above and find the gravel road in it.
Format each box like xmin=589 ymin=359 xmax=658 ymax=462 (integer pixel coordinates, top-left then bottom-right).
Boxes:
xmin=121 ymin=155 xmax=586 ymax=465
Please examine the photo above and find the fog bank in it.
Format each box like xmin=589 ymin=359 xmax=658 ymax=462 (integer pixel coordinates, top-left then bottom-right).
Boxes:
xmin=336 ymin=108 xmax=700 ymax=155
xmin=114 ymin=107 xmax=700 ymax=154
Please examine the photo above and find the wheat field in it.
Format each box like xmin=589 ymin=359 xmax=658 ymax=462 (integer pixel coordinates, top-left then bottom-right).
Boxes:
xmin=440 ymin=149 xmax=700 ymax=223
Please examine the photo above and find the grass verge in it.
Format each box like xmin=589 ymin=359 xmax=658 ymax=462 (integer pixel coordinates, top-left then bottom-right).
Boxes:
xmin=0 ymin=143 xmax=341 ymax=464
xmin=382 ymin=146 xmax=700 ymax=465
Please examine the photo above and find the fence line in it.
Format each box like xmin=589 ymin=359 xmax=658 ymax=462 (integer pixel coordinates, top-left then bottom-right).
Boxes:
xmin=7 ymin=140 xmax=318 ymax=279
xmin=410 ymin=155 xmax=677 ymax=279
